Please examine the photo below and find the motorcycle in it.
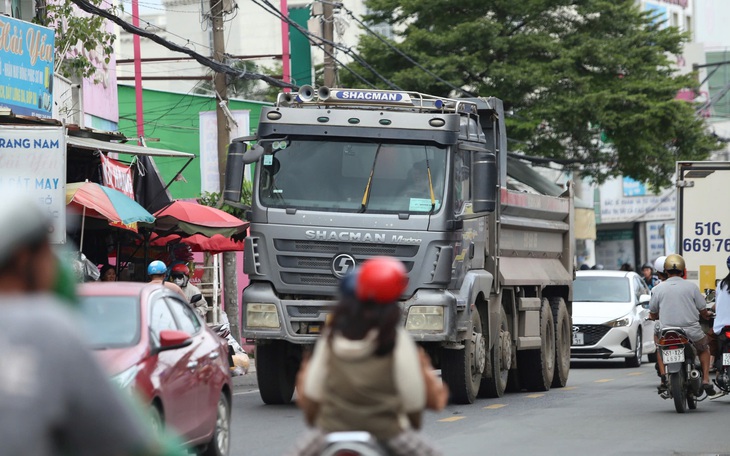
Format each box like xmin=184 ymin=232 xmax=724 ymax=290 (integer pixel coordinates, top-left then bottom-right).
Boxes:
xmin=713 ymin=325 xmax=730 ymax=396
xmin=320 ymin=432 xmax=388 ymax=456
xmin=657 ymin=327 xmax=705 ymax=413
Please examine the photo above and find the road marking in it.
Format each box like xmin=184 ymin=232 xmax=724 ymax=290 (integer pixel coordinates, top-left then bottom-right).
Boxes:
xmin=525 ymin=394 xmax=544 ymax=398
xmin=233 ymin=389 xmax=260 ymax=396
xmin=595 ymin=379 xmax=614 ymax=383
xmin=561 ymin=386 xmax=578 ymax=391
xmin=439 ymin=416 xmax=466 ymax=422
xmin=627 ymin=372 xmax=644 ymax=376
xmin=483 ymin=404 xmax=507 ymax=409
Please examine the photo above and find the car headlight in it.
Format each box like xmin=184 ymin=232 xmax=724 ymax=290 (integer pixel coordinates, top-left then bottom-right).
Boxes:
xmin=246 ymin=303 xmax=280 ymax=329
xmin=405 ymin=306 xmax=444 ymax=331
xmin=112 ymin=365 xmax=140 ymax=390
xmin=606 ymin=316 xmax=631 ymax=327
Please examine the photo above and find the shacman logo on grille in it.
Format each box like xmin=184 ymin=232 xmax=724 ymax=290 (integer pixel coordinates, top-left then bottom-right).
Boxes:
xmin=331 ymin=254 xmax=356 ymax=279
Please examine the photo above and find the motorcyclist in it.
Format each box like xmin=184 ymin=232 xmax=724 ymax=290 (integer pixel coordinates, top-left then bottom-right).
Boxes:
xmin=0 ymin=194 xmax=170 ymax=456
xmin=641 ymin=263 xmax=660 ymax=290
xmin=649 ymin=254 xmax=716 ymax=396
xmin=147 ymin=260 xmax=187 ymax=301
xmin=170 ymin=263 xmax=208 ymax=318
xmin=289 ymin=257 xmax=447 ymax=456
xmin=654 ymin=256 xmax=668 ymax=282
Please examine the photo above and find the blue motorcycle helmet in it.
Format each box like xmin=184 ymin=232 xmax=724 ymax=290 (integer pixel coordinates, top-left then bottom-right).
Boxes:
xmin=727 ymin=255 xmax=730 ymax=270
xmin=147 ymin=260 xmax=168 ymax=276
xmin=339 ymin=269 xmax=359 ymax=298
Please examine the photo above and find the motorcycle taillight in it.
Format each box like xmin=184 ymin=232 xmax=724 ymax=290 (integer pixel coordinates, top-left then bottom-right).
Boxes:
xmin=725 ymin=331 xmax=730 ymax=339
xmin=334 ymin=452 xmax=361 ymax=456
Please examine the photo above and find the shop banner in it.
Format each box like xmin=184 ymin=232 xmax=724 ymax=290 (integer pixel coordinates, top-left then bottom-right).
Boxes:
xmin=0 ymin=126 xmax=66 ymax=243
xmin=0 ymin=16 xmax=55 ymax=118
xmin=100 ymin=153 xmax=134 ymax=199
xmin=199 ymin=110 xmax=251 ymax=194
xmin=100 ymin=153 xmax=138 ymax=232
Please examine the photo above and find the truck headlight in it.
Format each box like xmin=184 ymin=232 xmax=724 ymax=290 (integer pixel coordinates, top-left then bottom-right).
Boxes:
xmin=606 ymin=316 xmax=631 ymax=327
xmin=246 ymin=303 xmax=280 ymax=329
xmin=406 ymin=306 xmax=444 ymax=331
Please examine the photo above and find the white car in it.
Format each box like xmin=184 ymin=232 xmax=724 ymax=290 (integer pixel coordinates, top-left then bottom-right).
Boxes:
xmin=571 ymin=270 xmax=657 ymax=367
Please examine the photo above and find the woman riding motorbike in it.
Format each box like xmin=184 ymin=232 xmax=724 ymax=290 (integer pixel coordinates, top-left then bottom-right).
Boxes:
xmin=288 ymin=256 xmax=448 ymax=456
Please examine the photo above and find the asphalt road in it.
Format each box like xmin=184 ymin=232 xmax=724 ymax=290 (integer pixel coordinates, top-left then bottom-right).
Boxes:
xmin=228 ymin=358 xmax=730 ymax=456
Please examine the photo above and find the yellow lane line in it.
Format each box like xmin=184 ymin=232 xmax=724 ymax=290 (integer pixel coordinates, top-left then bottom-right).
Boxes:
xmin=561 ymin=386 xmax=578 ymax=391
xmin=483 ymin=404 xmax=507 ymax=410
xmin=595 ymin=379 xmax=614 ymax=383
xmin=525 ymin=394 xmax=544 ymax=398
xmin=439 ymin=416 xmax=466 ymax=422
xmin=627 ymin=372 xmax=644 ymax=376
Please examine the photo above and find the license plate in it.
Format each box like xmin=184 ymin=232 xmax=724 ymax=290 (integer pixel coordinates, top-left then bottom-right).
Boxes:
xmin=572 ymin=332 xmax=584 ymax=345
xmin=663 ymin=348 xmax=685 ymax=364
xmin=723 ymin=353 xmax=730 ymax=366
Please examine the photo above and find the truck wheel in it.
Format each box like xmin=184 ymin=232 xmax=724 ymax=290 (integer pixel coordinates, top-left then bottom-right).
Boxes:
xmin=518 ymin=298 xmax=555 ymax=391
xmin=441 ymin=308 xmax=485 ymax=404
xmin=479 ymin=307 xmax=511 ymax=398
xmin=256 ymin=340 xmax=297 ymax=405
xmin=550 ymin=298 xmax=571 ymax=388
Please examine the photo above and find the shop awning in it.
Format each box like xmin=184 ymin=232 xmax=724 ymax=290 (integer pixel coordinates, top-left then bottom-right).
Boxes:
xmin=67 ymin=135 xmax=195 ymax=158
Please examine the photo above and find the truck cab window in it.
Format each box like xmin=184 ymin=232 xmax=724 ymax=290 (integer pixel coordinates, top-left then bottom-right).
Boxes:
xmin=454 ymin=149 xmax=471 ymax=216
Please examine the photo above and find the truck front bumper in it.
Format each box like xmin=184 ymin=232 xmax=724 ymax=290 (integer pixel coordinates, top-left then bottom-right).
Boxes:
xmin=242 ymin=282 xmax=459 ymax=344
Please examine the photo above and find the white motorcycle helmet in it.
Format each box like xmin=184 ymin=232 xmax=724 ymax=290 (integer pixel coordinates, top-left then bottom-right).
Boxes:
xmin=654 ymin=256 xmax=668 ymax=274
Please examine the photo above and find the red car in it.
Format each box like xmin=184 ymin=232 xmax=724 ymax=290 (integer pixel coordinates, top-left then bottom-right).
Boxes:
xmin=78 ymin=282 xmax=232 ymax=456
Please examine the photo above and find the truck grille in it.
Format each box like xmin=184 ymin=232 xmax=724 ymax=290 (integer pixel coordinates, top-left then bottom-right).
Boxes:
xmin=274 ymin=239 xmax=418 ymax=288
xmin=574 ymin=325 xmax=611 ymax=346
xmin=275 ymin=240 xmax=418 ymax=257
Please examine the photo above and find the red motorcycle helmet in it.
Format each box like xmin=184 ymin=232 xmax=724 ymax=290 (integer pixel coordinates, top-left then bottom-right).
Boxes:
xmin=171 ymin=263 xmax=190 ymax=276
xmin=355 ymin=256 xmax=408 ymax=304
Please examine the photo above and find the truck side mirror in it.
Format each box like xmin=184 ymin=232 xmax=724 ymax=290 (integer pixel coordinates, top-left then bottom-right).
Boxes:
xmin=472 ymin=150 xmax=497 ymax=212
xmin=223 ymin=142 xmax=247 ymax=204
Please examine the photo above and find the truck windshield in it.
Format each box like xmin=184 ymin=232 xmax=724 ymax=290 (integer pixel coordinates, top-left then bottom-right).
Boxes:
xmin=258 ymin=139 xmax=447 ymax=213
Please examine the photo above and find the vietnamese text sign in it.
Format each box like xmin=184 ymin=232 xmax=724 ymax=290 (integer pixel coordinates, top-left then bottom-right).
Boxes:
xmin=0 ymin=16 xmax=55 ymax=118
xmin=0 ymin=126 xmax=66 ymax=243
xmin=100 ymin=153 xmax=134 ymax=199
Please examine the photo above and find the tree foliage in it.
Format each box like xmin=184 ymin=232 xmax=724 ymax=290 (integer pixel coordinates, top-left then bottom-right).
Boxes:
xmin=346 ymin=0 xmax=721 ymax=188
xmin=35 ymin=0 xmax=117 ymax=80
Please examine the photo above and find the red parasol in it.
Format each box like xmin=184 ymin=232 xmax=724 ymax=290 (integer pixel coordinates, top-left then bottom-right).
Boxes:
xmin=150 ymin=233 xmax=244 ymax=255
xmin=154 ymin=201 xmax=248 ymax=238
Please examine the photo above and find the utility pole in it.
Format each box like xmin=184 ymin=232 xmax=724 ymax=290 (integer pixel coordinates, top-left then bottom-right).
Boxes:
xmin=322 ymin=0 xmax=337 ymax=87
xmin=210 ymin=0 xmax=240 ymax=343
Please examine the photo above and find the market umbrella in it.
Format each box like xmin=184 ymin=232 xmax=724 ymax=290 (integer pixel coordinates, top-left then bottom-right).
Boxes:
xmin=66 ymin=182 xmax=156 ymax=251
xmin=150 ymin=233 xmax=245 ymax=254
xmin=154 ymin=201 xmax=248 ymax=238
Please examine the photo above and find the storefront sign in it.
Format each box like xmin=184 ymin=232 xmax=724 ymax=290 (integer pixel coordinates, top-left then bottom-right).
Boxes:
xmin=0 ymin=126 xmax=65 ymax=243
xmin=598 ymin=177 xmax=676 ymax=223
xmin=0 ymin=16 xmax=55 ymax=118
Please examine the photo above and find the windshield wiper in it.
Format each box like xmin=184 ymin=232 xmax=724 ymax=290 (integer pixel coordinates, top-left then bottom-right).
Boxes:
xmin=358 ymin=144 xmax=383 ymax=213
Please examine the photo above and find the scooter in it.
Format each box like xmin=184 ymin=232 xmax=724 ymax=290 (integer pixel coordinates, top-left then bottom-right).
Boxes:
xmin=320 ymin=432 xmax=388 ymax=456
xmin=657 ymin=327 xmax=705 ymax=413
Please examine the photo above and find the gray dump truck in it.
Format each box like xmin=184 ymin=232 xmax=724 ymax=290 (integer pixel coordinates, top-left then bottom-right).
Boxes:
xmin=224 ymin=87 xmax=574 ymax=405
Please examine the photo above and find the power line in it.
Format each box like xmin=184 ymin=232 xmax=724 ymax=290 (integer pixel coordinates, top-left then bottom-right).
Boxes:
xmin=73 ymin=0 xmax=296 ymax=89
xmin=333 ymin=1 xmax=475 ymax=97
xmin=250 ymin=0 xmax=394 ymax=89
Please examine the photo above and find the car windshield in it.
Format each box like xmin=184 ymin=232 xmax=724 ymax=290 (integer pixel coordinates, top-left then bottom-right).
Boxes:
xmin=573 ymin=277 xmax=631 ymax=303
xmin=258 ymin=139 xmax=447 ymax=214
xmin=78 ymin=296 xmax=141 ymax=349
